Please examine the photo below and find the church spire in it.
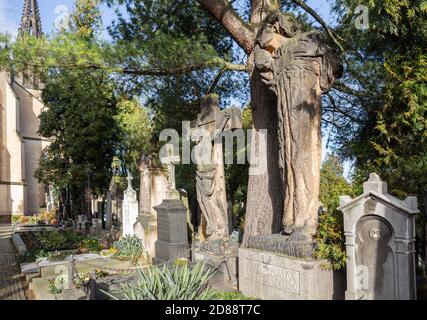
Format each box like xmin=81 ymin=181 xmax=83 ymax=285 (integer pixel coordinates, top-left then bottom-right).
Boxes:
xmin=19 ymin=0 xmax=43 ymax=38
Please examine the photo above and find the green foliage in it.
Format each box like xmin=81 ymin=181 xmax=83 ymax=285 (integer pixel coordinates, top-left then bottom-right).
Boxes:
xmin=11 ymin=215 xmax=23 ymax=225
xmin=225 ymin=107 xmax=252 ymax=232
xmin=79 ymin=238 xmax=104 ymax=253
xmin=69 ymin=0 xmax=102 ymax=39
xmin=329 ymin=0 xmax=427 ymax=261
xmin=113 ymin=235 xmax=145 ymax=266
xmin=118 ymin=262 xmax=214 ymax=300
xmin=314 ymin=154 xmax=356 ymax=270
xmin=36 ymin=69 xmax=120 ymax=198
xmin=115 ymin=99 xmax=153 ymax=179
xmin=48 ymin=278 xmax=64 ymax=297
xmin=36 ymin=229 xmax=85 ymax=252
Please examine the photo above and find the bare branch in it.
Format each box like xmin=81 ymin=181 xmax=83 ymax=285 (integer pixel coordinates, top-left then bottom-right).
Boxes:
xmin=196 ymin=0 xmax=255 ymax=54
xmin=19 ymin=57 xmax=247 ymax=77
xmin=290 ymin=0 xmax=345 ymax=52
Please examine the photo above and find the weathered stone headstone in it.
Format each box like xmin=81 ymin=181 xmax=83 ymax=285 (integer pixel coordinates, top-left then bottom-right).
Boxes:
xmin=154 ymin=198 xmax=189 ymax=264
xmin=83 ymin=221 xmax=91 ymax=236
xmin=133 ymin=154 xmax=169 ymax=258
xmin=91 ymin=218 xmax=102 ymax=235
xmin=122 ymin=170 xmax=139 ymax=236
xmin=77 ymin=215 xmax=87 ymax=231
xmin=339 ymin=173 xmax=418 ymax=300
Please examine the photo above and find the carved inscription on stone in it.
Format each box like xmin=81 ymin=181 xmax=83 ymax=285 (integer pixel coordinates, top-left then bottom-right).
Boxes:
xmin=157 ymin=214 xmax=169 ymax=242
xmin=244 ymin=259 xmax=300 ymax=294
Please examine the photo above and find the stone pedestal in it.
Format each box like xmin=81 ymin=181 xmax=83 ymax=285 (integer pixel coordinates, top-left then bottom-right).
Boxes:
xmin=194 ymin=245 xmax=239 ymax=291
xmin=239 ymin=248 xmax=345 ymax=300
xmin=153 ymin=199 xmax=189 ymax=264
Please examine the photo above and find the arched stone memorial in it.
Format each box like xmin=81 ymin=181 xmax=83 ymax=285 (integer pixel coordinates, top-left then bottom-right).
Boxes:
xmin=339 ymin=173 xmax=418 ymax=300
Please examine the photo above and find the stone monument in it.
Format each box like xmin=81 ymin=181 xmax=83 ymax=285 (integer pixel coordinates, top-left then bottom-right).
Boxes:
xmin=154 ymin=145 xmax=189 ymax=264
xmin=240 ymin=14 xmax=345 ymax=300
xmin=153 ymin=198 xmax=189 ymax=264
xmin=133 ymin=154 xmax=169 ymax=258
xmin=190 ymin=94 xmax=242 ymax=253
xmin=190 ymin=94 xmax=242 ymax=290
xmin=254 ymin=13 xmax=342 ymax=241
xmin=122 ymin=170 xmax=139 ymax=237
xmin=160 ymin=143 xmax=181 ymax=199
xmin=339 ymin=173 xmax=418 ymax=300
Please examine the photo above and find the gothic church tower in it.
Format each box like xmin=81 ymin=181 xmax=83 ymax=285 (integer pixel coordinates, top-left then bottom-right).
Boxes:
xmin=0 ymin=0 xmax=50 ymax=221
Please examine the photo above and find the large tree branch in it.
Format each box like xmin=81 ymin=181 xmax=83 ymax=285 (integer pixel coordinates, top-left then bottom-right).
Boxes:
xmin=196 ymin=0 xmax=255 ymax=54
xmin=290 ymin=0 xmax=345 ymax=52
xmin=19 ymin=57 xmax=247 ymax=77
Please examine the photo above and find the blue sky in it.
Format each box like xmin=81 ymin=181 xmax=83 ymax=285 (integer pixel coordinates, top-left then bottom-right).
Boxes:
xmin=0 ymin=0 xmax=116 ymax=37
xmin=1 ymin=0 xmax=335 ymax=37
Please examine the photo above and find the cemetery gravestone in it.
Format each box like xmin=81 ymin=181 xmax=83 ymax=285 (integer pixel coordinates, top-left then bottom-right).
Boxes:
xmin=92 ymin=218 xmax=102 ymax=235
xmin=77 ymin=215 xmax=87 ymax=231
xmin=339 ymin=173 xmax=418 ymax=300
xmin=122 ymin=171 xmax=139 ymax=236
xmin=153 ymin=199 xmax=189 ymax=264
xmin=134 ymin=154 xmax=169 ymax=258
xmin=160 ymin=144 xmax=181 ymax=199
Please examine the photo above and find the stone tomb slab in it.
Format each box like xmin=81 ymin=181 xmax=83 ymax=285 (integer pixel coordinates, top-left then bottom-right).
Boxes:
xmin=239 ymin=248 xmax=345 ymax=300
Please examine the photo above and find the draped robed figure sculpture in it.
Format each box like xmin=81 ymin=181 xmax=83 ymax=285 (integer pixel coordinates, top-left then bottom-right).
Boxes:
xmin=253 ymin=13 xmax=343 ymax=250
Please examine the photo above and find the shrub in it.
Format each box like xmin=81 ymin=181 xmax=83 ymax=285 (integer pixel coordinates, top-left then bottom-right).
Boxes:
xmin=314 ymin=154 xmax=355 ymax=270
xmin=38 ymin=210 xmax=57 ymax=224
xmin=113 ymin=235 xmax=145 ymax=266
xmin=17 ymin=216 xmax=30 ymax=225
xmin=36 ymin=229 xmax=84 ymax=251
xmin=12 ymin=215 xmax=23 ymax=225
xmin=313 ymin=212 xmax=347 ymax=270
xmin=79 ymin=238 xmax=103 ymax=253
xmin=118 ymin=262 xmax=214 ymax=300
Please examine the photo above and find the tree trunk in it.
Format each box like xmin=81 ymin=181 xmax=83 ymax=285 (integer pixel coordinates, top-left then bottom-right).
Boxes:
xmin=424 ymin=190 xmax=427 ymax=267
xmin=197 ymin=0 xmax=283 ymax=246
xmin=242 ymin=69 xmax=283 ymax=246
xmin=242 ymin=0 xmax=282 ymax=246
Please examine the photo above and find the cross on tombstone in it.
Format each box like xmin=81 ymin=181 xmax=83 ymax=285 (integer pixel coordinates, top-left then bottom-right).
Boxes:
xmin=160 ymin=144 xmax=181 ymax=190
xmin=126 ymin=169 xmax=134 ymax=191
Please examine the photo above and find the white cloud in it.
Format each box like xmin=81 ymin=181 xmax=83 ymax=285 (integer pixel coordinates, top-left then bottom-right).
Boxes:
xmin=0 ymin=0 xmax=20 ymax=37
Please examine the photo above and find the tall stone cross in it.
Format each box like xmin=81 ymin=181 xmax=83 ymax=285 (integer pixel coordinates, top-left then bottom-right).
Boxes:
xmin=160 ymin=144 xmax=181 ymax=190
xmin=126 ymin=169 xmax=134 ymax=191
xmin=190 ymin=94 xmax=242 ymax=251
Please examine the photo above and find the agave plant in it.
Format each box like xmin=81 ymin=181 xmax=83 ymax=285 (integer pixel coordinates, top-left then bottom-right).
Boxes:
xmin=118 ymin=262 xmax=214 ymax=300
xmin=112 ymin=235 xmax=145 ymax=266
